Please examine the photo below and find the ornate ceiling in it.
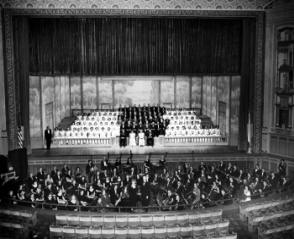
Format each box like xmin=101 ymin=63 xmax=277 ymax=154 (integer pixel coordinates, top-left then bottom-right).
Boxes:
xmin=0 ymin=0 xmax=274 ymax=10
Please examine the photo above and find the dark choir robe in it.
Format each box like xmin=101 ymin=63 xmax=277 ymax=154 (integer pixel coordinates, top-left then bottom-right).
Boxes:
xmin=141 ymin=182 xmax=151 ymax=207
xmin=45 ymin=128 xmax=52 ymax=149
xmin=128 ymin=186 xmax=138 ymax=207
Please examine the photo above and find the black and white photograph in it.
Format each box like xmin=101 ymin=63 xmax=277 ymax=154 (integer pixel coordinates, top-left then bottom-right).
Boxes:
xmin=0 ymin=0 xmax=293 ymax=238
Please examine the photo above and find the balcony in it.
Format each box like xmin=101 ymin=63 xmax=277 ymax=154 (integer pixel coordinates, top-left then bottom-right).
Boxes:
xmin=275 ymin=87 xmax=294 ymax=95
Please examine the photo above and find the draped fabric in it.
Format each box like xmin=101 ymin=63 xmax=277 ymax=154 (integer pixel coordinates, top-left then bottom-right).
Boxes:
xmin=239 ymin=18 xmax=256 ymax=151
xmin=29 ymin=18 xmax=242 ymax=75
xmin=13 ymin=17 xmax=30 ymax=148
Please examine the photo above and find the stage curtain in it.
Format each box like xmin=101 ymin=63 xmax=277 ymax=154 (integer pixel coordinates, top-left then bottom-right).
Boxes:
xmin=238 ymin=18 xmax=256 ymax=151
xmin=29 ymin=18 xmax=242 ymax=75
xmin=29 ymin=18 xmax=82 ymax=74
xmin=13 ymin=17 xmax=30 ymax=148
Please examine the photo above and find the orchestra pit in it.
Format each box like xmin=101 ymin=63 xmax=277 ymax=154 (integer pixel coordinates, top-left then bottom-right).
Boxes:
xmin=0 ymin=0 xmax=294 ymax=238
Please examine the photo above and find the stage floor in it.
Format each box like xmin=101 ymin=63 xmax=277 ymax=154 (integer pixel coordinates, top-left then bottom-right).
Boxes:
xmin=31 ymin=144 xmax=240 ymax=157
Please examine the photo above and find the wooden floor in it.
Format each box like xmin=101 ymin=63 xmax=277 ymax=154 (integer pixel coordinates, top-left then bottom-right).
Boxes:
xmin=27 ymin=145 xmax=263 ymax=175
xmin=32 ymin=144 xmax=240 ymax=157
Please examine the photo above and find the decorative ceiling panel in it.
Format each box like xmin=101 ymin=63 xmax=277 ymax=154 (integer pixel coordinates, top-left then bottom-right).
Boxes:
xmin=0 ymin=0 xmax=273 ymax=10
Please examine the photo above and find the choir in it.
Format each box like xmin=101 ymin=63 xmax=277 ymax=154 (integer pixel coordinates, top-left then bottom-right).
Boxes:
xmin=53 ymin=105 xmax=222 ymax=147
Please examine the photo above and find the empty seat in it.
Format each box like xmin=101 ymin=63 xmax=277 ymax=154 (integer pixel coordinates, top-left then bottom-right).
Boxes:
xmin=166 ymin=225 xmax=180 ymax=238
xmin=217 ymin=220 xmax=229 ymax=233
xmin=91 ymin=216 xmax=104 ymax=227
xmin=188 ymin=213 xmax=201 ymax=225
xmin=153 ymin=214 xmax=165 ymax=227
xmin=75 ymin=227 xmax=89 ymax=239
xmin=180 ymin=224 xmax=192 ymax=238
xmin=89 ymin=227 xmax=102 ymax=239
xmin=114 ymin=227 xmax=128 ymax=239
xmin=154 ymin=226 xmax=167 ymax=239
xmin=140 ymin=215 xmax=153 ymax=227
xmin=128 ymin=215 xmax=140 ymax=228
xmin=56 ymin=214 xmax=68 ymax=225
xmin=103 ymin=215 xmax=116 ymax=228
xmin=79 ymin=215 xmax=92 ymax=227
xmin=62 ymin=226 xmax=76 ymax=239
xmin=67 ymin=215 xmax=80 ymax=226
xmin=164 ymin=214 xmax=177 ymax=227
xmin=115 ymin=215 xmax=128 ymax=228
xmin=176 ymin=213 xmax=189 ymax=226
xmin=141 ymin=226 xmax=155 ymax=239
xmin=101 ymin=227 xmax=115 ymax=239
xmin=49 ymin=225 xmax=63 ymax=239
xmin=0 ymin=221 xmax=27 ymax=239
xmin=128 ymin=227 xmax=141 ymax=239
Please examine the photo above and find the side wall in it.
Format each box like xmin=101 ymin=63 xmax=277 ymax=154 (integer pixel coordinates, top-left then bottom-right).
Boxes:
xmin=262 ymin=1 xmax=294 ymax=158
xmin=0 ymin=9 xmax=8 ymax=155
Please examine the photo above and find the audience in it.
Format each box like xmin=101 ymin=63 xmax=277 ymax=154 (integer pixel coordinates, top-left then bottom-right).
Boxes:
xmin=0 ymin=157 xmax=290 ymax=212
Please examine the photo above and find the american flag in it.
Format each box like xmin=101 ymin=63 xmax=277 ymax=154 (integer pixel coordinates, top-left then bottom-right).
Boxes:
xmin=17 ymin=126 xmax=24 ymax=149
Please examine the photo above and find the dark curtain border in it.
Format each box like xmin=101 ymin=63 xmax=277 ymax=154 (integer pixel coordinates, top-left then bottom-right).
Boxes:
xmin=29 ymin=18 xmax=242 ymax=75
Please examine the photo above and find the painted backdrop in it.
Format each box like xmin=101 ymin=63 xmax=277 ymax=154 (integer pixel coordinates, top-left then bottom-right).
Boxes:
xmin=29 ymin=75 xmax=240 ymax=148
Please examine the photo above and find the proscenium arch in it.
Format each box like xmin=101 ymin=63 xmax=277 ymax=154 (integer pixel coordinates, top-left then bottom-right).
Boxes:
xmin=2 ymin=8 xmax=264 ymax=153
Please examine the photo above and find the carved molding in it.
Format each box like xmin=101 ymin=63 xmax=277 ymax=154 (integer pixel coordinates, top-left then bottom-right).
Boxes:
xmin=0 ymin=0 xmax=273 ymax=10
xmin=253 ymin=13 xmax=265 ymax=153
xmin=3 ymin=8 xmax=264 ymax=17
xmin=3 ymin=11 xmax=17 ymax=150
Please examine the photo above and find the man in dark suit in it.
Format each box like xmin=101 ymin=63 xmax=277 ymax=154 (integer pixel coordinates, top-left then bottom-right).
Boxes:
xmin=44 ymin=126 xmax=52 ymax=150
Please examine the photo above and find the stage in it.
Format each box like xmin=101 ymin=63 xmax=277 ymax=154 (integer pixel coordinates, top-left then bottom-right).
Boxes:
xmin=28 ymin=145 xmax=253 ymax=173
xmin=26 ymin=143 xmax=294 ymax=180
xmin=33 ymin=144 xmax=237 ymax=157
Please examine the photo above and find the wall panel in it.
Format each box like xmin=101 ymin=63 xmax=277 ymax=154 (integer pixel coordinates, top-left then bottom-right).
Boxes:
xmin=191 ymin=77 xmax=202 ymax=109
xmin=217 ymin=76 xmax=230 ymax=137
xmin=83 ymin=76 xmax=97 ymax=109
xmin=210 ymin=76 xmax=217 ymax=125
xmin=70 ymin=76 xmax=81 ymax=110
xmin=54 ymin=76 xmax=61 ymax=125
xmin=99 ymin=78 xmax=113 ymax=108
xmin=230 ymin=76 xmax=241 ymax=146
xmin=29 ymin=76 xmax=42 ymax=148
xmin=114 ymin=79 xmax=159 ymax=107
xmin=160 ymin=79 xmax=174 ymax=107
xmin=176 ymin=76 xmax=190 ymax=108
xmin=62 ymin=76 xmax=70 ymax=118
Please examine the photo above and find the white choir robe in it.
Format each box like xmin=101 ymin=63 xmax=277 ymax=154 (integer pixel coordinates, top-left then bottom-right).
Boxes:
xmin=138 ymin=132 xmax=145 ymax=146
xmin=129 ymin=132 xmax=136 ymax=146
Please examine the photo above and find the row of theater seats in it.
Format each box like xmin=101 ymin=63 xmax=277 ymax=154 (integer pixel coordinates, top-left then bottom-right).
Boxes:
xmin=55 ymin=209 xmax=223 ymax=227
xmin=49 ymin=223 xmax=236 ymax=239
xmin=239 ymin=197 xmax=294 ymax=239
xmin=50 ymin=209 xmax=237 ymax=239
xmin=0 ymin=208 xmax=37 ymax=238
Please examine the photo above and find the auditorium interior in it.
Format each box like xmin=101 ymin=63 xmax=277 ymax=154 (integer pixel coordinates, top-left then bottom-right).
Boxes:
xmin=0 ymin=0 xmax=294 ymax=238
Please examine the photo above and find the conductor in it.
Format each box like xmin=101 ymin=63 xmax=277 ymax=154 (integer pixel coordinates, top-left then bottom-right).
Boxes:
xmin=44 ymin=126 xmax=52 ymax=150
